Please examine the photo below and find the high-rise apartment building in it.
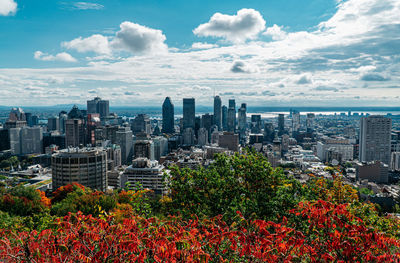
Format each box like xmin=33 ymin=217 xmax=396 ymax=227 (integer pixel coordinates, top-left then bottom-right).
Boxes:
xmin=213 ymin=96 xmax=222 ymax=130
xmin=183 ymin=98 xmax=195 ymax=130
xmin=359 ymin=115 xmax=391 ymax=165
xmin=162 ymin=97 xmax=174 ymax=133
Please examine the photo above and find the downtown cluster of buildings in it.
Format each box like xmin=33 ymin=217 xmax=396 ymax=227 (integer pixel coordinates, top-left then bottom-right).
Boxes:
xmin=1 ymin=96 xmax=400 ymax=207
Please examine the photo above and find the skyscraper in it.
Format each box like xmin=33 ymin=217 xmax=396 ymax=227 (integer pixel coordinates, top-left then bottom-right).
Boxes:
xmin=162 ymin=97 xmax=175 ymax=133
xmin=238 ymin=103 xmax=247 ymax=132
xmin=183 ymin=98 xmax=195 ymax=130
xmin=65 ymin=119 xmax=85 ymax=147
xmin=306 ymin=113 xmax=316 ymax=132
xmin=359 ymin=115 xmax=392 ymax=165
xmin=227 ymin=99 xmax=236 ymax=132
xmin=131 ymin=114 xmax=151 ymax=135
xmin=278 ymin=114 xmax=285 ymax=136
xmin=292 ymin=111 xmax=300 ymax=134
xmin=250 ymin=114 xmax=262 ymax=134
xmin=47 ymin=117 xmax=59 ymax=131
xmin=5 ymin=107 xmax=27 ymax=129
xmin=222 ymin=105 xmax=227 ymax=131
xmin=213 ymin=96 xmax=222 ymax=130
xmin=116 ymin=126 xmax=133 ymax=165
xmin=87 ymin=97 xmax=109 ymax=118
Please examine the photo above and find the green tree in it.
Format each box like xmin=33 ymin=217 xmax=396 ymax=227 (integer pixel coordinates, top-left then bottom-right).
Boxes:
xmin=163 ymin=150 xmax=303 ymax=221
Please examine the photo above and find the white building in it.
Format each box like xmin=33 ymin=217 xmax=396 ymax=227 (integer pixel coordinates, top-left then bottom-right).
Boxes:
xmin=122 ymin=158 xmax=167 ymax=195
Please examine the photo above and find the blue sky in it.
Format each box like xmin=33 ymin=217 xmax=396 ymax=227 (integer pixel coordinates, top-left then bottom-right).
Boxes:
xmin=0 ymin=0 xmax=399 ymax=106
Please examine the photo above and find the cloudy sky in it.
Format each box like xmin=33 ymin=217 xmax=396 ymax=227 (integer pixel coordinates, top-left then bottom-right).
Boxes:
xmin=0 ymin=0 xmax=399 ymax=107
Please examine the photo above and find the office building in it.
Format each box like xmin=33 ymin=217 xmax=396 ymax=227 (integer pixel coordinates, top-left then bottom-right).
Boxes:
xmin=87 ymin=97 xmax=110 ymax=118
xmin=222 ymin=105 xmax=227 ymax=131
xmin=9 ymin=126 xmax=43 ymax=155
xmin=5 ymin=107 xmax=27 ymax=129
xmin=198 ymin=128 xmax=208 ymax=146
xmin=162 ymin=97 xmax=175 ymax=133
xmin=134 ymin=140 xmax=153 ymax=160
xmin=278 ymin=114 xmax=285 ymax=136
xmin=306 ymin=113 xmax=316 ymax=132
xmin=227 ymin=99 xmax=236 ymax=132
xmin=47 ymin=117 xmax=59 ymax=131
xmin=59 ymin=111 xmax=68 ymax=134
xmin=52 ymin=147 xmax=107 ymax=191
xmin=218 ymin=132 xmax=239 ymax=152
xmin=131 ymin=114 xmax=151 ymax=135
xmin=250 ymin=114 xmax=262 ymax=134
xmin=292 ymin=111 xmax=300 ymax=133
xmin=183 ymin=98 xmax=195 ymax=130
xmin=153 ymin=136 xmax=168 ymax=161
xmin=359 ymin=116 xmax=391 ymax=165
xmin=356 ymin=161 xmax=388 ymax=184
xmin=116 ymin=126 xmax=133 ymax=165
xmin=213 ymin=96 xmax=222 ymax=130
xmin=183 ymin=128 xmax=195 ymax=146
xmin=264 ymin=123 xmax=275 ymax=143
xmin=0 ymin=129 xmax=10 ymax=151
xmin=122 ymin=158 xmax=166 ymax=195
xmin=391 ymin=152 xmax=400 ymax=171
xmin=65 ymin=119 xmax=85 ymax=147
xmin=67 ymin=105 xmax=84 ymax=119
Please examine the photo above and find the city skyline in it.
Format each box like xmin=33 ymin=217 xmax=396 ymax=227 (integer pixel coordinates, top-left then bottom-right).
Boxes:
xmin=0 ymin=0 xmax=400 ymax=106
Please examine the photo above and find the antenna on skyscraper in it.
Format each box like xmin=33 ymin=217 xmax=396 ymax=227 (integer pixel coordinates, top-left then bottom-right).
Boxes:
xmin=213 ymin=87 xmax=216 ymax=97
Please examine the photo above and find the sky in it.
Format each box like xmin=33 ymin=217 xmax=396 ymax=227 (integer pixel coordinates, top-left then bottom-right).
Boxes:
xmin=0 ymin=0 xmax=399 ymax=107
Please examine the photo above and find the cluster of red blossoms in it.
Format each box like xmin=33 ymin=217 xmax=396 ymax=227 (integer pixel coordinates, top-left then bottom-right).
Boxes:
xmin=1 ymin=200 xmax=399 ymax=262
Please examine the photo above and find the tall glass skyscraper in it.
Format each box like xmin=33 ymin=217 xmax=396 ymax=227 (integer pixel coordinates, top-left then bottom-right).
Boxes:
xmin=227 ymin=99 xmax=236 ymax=132
xmin=213 ymin=96 xmax=222 ymax=130
xmin=183 ymin=98 xmax=195 ymax=130
xmin=162 ymin=97 xmax=174 ymax=133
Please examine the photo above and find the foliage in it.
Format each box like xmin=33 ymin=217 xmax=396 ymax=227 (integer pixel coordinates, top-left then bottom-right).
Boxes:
xmin=0 ymin=186 xmax=48 ymax=216
xmin=1 ymin=201 xmax=399 ymax=262
xmin=51 ymin=187 xmax=117 ymax=217
xmin=303 ymin=176 xmax=358 ymax=204
xmin=164 ymin=150 xmax=303 ymax=221
xmin=359 ymin=187 xmax=374 ymax=196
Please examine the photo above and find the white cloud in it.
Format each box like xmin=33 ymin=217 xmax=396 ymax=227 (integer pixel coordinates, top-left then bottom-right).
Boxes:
xmin=62 ymin=22 xmax=167 ymax=55
xmin=34 ymin=51 xmax=77 ymax=62
xmin=0 ymin=0 xmax=17 ymax=16
xmin=2 ymin=0 xmax=400 ymax=106
xmin=296 ymin=75 xmax=312 ymax=84
xmin=230 ymin=60 xmax=258 ymax=73
xmin=193 ymin=8 xmax=266 ymax=43
xmin=62 ymin=34 xmax=111 ymax=55
xmin=191 ymin=42 xmax=218 ymax=49
xmin=263 ymin=24 xmax=287 ymax=41
xmin=111 ymin=21 xmax=168 ymax=54
xmin=71 ymin=2 xmax=104 ymax=10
